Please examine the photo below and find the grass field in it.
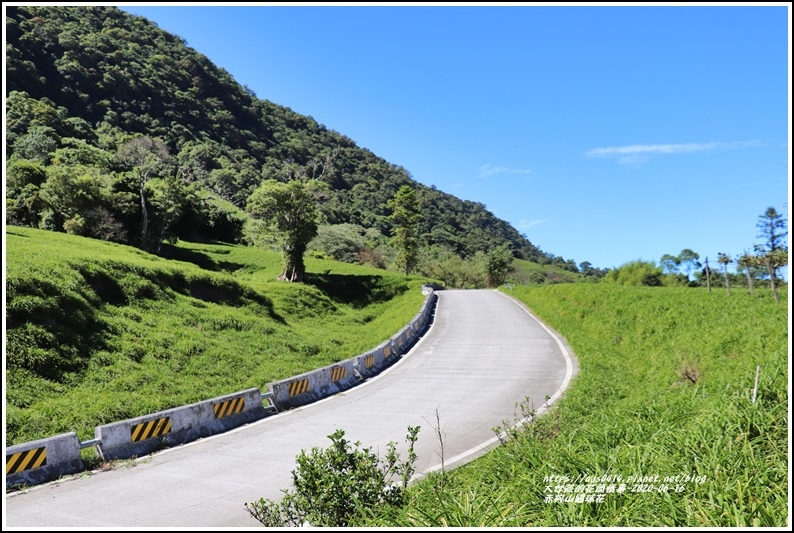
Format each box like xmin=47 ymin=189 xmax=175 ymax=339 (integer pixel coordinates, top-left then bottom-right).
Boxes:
xmin=366 ymin=283 xmax=789 ymax=527
xmin=5 ymin=226 xmax=431 ymax=446
xmin=5 ymin=227 xmax=788 ymax=526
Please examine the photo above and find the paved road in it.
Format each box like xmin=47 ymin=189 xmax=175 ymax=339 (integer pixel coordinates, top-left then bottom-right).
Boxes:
xmin=4 ymin=289 xmax=576 ymax=527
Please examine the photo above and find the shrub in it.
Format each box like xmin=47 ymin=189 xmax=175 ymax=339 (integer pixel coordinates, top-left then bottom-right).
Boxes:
xmin=602 ymin=259 xmax=664 ymax=286
xmin=245 ymin=426 xmax=420 ymax=526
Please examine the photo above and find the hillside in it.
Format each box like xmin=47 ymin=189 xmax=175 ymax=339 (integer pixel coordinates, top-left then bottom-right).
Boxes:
xmin=4 ymin=5 xmax=579 ymax=269
xmin=5 ymin=226 xmax=431 ymax=446
xmin=371 ymin=283 xmax=789 ymax=526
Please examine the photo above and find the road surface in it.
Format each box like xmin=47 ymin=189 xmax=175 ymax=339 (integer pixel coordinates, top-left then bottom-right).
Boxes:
xmin=4 ymin=289 xmax=576 ymax=527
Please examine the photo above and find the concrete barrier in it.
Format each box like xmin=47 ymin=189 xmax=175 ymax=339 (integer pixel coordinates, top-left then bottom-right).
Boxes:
xmin=391 ymin=324 xmax=415 ymax=356
xmin=6 ymin=289 xmax=438 ymax=485
xmin=96 ymin=388 xmax=267 ymax=461
xmin=268 ymin=289 xmax=437 ymax=410
xmin=356 ymin=341 xmax=388 ymax=379
xmin=268 ymin=358 xmax=362 ymax=410
xmin=6 ymin=432 xmax=84 ymax=488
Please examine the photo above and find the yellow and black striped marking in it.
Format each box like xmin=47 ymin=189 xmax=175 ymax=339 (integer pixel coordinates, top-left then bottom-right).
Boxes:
xmin=384 ymin=345 xmax=392 ymax=358
xmin=330 ymin=366 xmax=346 ymax=382
xmin=364 ymin=354 xmax=375 ymax=368
xmin=288 ymin=378 xmax=310 ymax=397
xmin=130 ymin=417 xmax=172 ymax=443
xmin=7 ymin=447 xmax=47 ymax=475
xmin=213 ymin=396 xmax=245 ymax=419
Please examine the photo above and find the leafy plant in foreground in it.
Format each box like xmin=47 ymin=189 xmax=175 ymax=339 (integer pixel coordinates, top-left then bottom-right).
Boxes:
xmin=245 ymin=426 xmax=420 ymax=526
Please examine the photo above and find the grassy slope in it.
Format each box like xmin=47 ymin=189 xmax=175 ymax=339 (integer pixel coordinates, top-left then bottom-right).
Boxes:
xmin=371 ymin=283 xmax=788 ymax=527
xmin=5 ymin=226 xmax=430 ymax=445
xmin=510 ymin=258 xmax=582 ymax=284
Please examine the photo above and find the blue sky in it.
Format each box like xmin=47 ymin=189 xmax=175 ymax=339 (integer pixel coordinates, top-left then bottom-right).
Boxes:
xmin=120 ymin=3 xmax=790 ymax=274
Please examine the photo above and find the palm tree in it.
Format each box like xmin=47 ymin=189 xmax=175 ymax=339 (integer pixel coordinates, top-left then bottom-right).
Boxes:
xmin=717 ymin=253 xmax=731 ymax=295
xmin=736 ymin=252 xmax=757 ymax=296
xmin=754 ymin=245 xmax=788 ymax=305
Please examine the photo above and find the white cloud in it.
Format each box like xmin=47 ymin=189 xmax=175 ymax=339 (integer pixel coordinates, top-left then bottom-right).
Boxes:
xmin=585 ymin=140 xmax=762 ymax=163
xmin=477 ymin=164 xmax=533 ymax=179
xmin=517 ymin=219 xmax=547 ymax=230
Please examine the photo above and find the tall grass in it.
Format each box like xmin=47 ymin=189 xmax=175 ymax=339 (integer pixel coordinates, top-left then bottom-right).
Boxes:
xmin=5 ymin=227 xmax=430 ymax=445
xmin=369 ymin=284 xmax=788 ymax=526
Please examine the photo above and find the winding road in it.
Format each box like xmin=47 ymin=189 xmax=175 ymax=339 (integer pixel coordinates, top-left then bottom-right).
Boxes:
xmin=4 ymin=289 xmax=577 ymax=527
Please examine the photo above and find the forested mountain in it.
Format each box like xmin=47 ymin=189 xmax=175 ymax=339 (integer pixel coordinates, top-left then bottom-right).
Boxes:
xmin=5 ymin=5 xmax=577 ymax=269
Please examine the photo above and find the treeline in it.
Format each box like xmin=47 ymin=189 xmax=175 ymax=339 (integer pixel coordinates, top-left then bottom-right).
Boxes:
xmin=603 ymin=206 xmax=788 ymax=301
xmin=5 ymin=5 xmax=585 ymax=272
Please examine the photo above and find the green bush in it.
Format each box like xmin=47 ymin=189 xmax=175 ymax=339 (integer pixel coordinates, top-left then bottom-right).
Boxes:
xmin=245 ymin=426 xmax=420 ymax=526
xmin=602 ymin=259 xmax=665 ymax=286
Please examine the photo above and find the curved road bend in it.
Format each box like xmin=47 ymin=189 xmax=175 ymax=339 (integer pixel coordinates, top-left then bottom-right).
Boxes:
xmin=5 ymin=289 xmax=576 ymax=527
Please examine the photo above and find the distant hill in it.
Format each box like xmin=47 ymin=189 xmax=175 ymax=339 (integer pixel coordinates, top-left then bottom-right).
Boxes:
xmin=5 ymin=5 xmax=580 ymax=270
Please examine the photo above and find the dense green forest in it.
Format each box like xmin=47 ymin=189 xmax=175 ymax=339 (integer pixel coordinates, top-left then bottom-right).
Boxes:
xmin=5 ymin=5 xmax=588 ymax=274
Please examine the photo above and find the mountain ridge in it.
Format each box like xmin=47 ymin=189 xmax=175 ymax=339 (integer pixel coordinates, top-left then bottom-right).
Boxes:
xmin=5 ymin=5 xmax=581 ymax=271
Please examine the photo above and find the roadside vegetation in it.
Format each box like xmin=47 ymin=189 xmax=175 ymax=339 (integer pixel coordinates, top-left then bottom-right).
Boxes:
xmin=363 ymin=283 xmax=788 ymax=526
xmin=5 ymin=226 xmax=431 ymax=446
xmin=4 ymin=6 xmax=788 ymax=523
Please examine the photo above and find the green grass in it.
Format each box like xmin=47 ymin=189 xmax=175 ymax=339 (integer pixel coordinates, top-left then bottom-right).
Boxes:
xmin=510 ymin=258 xmax=583 ymax=285
xmin=366 ymin=283 xmax=788 ymax=527
xmin=5 ymin=226 xmax=430 ymax=445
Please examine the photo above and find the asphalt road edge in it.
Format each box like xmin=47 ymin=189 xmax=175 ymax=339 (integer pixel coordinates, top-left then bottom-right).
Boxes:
xmin=413 ymin=288 xmax=580 ymax=480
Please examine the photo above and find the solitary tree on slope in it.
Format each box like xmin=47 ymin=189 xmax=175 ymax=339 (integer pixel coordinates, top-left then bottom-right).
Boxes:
xmin=246 ymin=179 xmax=328 ymax=282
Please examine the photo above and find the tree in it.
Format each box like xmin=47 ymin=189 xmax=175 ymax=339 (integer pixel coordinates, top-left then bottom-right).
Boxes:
xmin=717 ymin=252 xmax=731 ymax=295
xmin=246 ymin=179 xmax=327 ymax=282
xmin=5 ymin=159 xmax=47 ymax=227
xmin=755 ymin=207 xmax=788 ymax=288
xmin=308 ymin=224 xmax=371 ymax=264
xmin=765 ymin=249 xmax=788 ymax=305
xmin=678 ymin=249 xmax=701 ymax=280
xmin=38 ymin=164 xmax=106 ymax=234
xmin=702 ymin=257 xmax=712 ymax=292
xmin=736 ymin=252 xmax=758 ymax=296
xmin=148 ymin=174 xmax=192 ymax=251
xmin=116 ymin=136 xmax=171 ymax=250
xmin=483 ymin=243 xmax=514 ymax=287
xmin=754 ymin=245 xmax=787 ymax=305
xmin=756 ymin=206 xmax=788 ymax=253
xmin=12 ymin=127 xmax=58 ymax=164
xmin=418 ymin=247 xmax=486 ymax=289
xmin=388 ymin=185 xmax=421 ymax=275
xmin=659 ymin=253 xmax=681 ymax=275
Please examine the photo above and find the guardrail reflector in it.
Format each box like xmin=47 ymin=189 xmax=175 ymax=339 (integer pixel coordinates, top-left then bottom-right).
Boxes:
xmin=130 ymin=417 xmax=172 ymax=443
xmin=330 ymin=366 xmax=346 ymax=382
xmin=6 ymin=447 xmax=47 ymax=475
xmin=288 ymin=378 xmax=310 ymax=396
xmin=213 ymin=396 xmax=245 ymax=419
